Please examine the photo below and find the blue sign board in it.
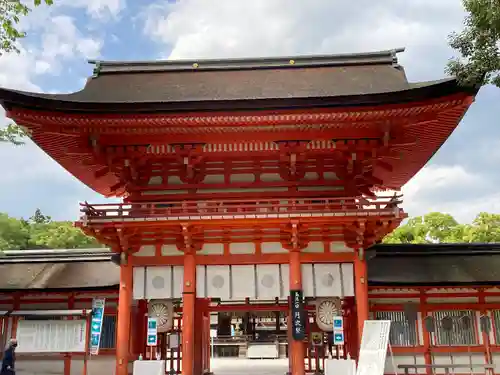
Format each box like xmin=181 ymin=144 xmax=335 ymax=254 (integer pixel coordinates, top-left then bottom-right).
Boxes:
xmin=90 ymin=298 xmax=105 ymax=355
xmin=333 ymin=316 xmax=343 ymax=330
xmin=333 ymin=331 xmax=345 ymax=345
xmin=147 ymin=317 xmax=158 ymax=346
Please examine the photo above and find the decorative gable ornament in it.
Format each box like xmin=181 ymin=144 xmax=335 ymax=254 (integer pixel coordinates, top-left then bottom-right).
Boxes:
xmin=148 ymin=299 xmax=174 ymax=332
xmin=315 ymin=297 xmax=341 ymax=332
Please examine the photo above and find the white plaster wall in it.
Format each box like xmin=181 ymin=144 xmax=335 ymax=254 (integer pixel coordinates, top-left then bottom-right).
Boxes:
xmin=385 ymin=354 xmax=426 ymax=374
xmin=71 ymin=356 xmax=117 ymax=375
xmin=432 ymin=354 xmax=487 ymax=374
xmin=229 ymin=242 xmax=255 ymax=254
xmin=491 ymin=353 xmax=500 ymax=373
xmin=17 ymin=358 xmax=64 ymax=375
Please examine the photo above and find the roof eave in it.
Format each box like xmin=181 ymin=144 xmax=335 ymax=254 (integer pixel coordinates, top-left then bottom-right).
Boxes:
xmin=0 ymin=78 xmax=479 ymax=115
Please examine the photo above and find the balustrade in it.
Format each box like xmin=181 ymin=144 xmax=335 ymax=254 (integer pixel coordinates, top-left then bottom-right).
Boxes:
xmin=79 ymin=195 xmax=403 ymax=222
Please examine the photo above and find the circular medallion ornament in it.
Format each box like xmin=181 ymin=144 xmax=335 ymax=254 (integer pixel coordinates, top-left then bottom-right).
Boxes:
xmin=148 ymin=300 xmax=173 ymax=332
xmin=152 ymin=276 xmax=165 ymax=290
xmin=322 ymin=273 xmax=335 ymax=287
xmin=261 ymin=274 xmax=275 ymax=288
xmin=212 ymin=275 xmax=225 ymax=289
xmin=316 ymin=298 xmax=339 ymax=332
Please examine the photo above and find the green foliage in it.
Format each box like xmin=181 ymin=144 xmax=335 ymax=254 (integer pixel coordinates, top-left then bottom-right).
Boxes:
xmin=0 ymin=123 xmax=27 ymax=145
xmin=0 ymin=0 xmax=53 ymax=145
xmin=0 ymin=209 xmax=102 ymax=250
xmin=447 ymin=0 xmax=500 ymax=87
xmin=0 ymin=0 xmax=53 ymax=54
xmin=383 ymin=212 xmax=500 ymax=244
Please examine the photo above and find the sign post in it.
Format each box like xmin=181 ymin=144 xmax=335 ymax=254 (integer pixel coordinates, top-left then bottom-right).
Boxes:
xmin=290 ymin=290 xmax=305 ymax=341
xmin=147 ymin=317 xmax=158 ymax=347
xmin=89 ymin=298 xmax=106 ymax=355
xmin=210 ymin=329 xmax=217 ymax=358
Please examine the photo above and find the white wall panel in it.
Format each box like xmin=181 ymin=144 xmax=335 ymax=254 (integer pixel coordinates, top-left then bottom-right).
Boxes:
xmin=172 ymin=266 xmax=184 ymax=298
xmin=301 ymin=264 xmax=314 ymax=296
xmin=314 ymin=263 xmax=341 ymax=297
xmin=256 ymin=264 xmax=280 ymax=300
xmin=231 ymin=265 xmax=256 ymax=299
xmin=135 ymin=262 xmax=354 ymax=300
xmin=206 ymin=265 xmax=230 ymax=299
xmin=279 ymin=264 xmax=289 ymax=299
xmin=133 ymin=267 xmax=145 ymax=300
xmin=341 ymin=263 xmax=355 ymax=296
xmin=196 ymin=266 xmax=207 ymax=298
xmin=145 ymin=266 xmax=172 ymax=299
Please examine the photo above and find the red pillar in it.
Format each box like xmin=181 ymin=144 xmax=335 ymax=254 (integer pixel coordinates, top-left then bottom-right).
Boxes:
xmin=354 ymin=250 xmax=369 ymax=347
xmin=193 ymin=299 xmax=207 ymax=375
xmin=289 ymin=249 xmax=305 ymax=375
xmin=116 ymin=262 xmax=133 ymax=375
xmin=204 ymin=309 xmax=211 ymax=374
xmin=182 ymin=252 xmax=196 ymax=375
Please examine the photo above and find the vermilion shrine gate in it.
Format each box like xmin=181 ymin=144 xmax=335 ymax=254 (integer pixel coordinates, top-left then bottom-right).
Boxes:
xmin=0 ymin=48 xmax=479 ymax=375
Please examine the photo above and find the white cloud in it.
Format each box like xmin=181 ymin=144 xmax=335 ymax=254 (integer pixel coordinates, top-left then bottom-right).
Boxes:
xmin=37 ymin=15 xmax=103 ymax=73
xmin=143 ymin=0 xmax=465 ymax=80
xmin=401 ymin=165 xmax=492 ymax=223
xmin=63 ymin=0 xmax=126 ymax=20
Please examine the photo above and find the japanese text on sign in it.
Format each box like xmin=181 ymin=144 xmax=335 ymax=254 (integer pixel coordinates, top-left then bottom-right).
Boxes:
xmin=290 ymin=290 xmax=305 ymax=341
xmin=147 ymin=317 xmax=158 ymax=347
xmin=89 ymin=298 xmax=105 ymax=355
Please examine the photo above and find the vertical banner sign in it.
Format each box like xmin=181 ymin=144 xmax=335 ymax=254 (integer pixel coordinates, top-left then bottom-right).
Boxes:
xmin=333 ymin=316 xmax=344 ymax=345
xmin=90 ymin=298 xmax=106 ymax=355
xmin=147 ymin=317 xmax=158 ymax=346
xmin=290 ymin=290 xmax=305 ymax=340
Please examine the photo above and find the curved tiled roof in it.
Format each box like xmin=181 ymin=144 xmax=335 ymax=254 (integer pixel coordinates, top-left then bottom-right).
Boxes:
xmin=0 ymin=49 xmax=481 ymax=197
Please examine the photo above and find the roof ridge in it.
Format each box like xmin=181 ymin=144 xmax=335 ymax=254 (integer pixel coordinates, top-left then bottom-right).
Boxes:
xmin=89 ymin=48 xmax=405 ymax=76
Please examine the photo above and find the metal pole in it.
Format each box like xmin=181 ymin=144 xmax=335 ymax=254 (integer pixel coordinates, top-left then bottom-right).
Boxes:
xmin=211 ymin=336 xmax=214 ymax=358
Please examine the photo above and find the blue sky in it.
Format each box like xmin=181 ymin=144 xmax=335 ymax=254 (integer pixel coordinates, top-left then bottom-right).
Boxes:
xmin=1 ymin=0 xmax=500 ymax=223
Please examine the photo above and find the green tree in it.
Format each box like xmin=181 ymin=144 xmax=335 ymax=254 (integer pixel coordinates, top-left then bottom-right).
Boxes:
xmin=29 ymin=221 xmax=101 ymax=249
xmin=29 ymin=208 xmax=51 ymax=224
xmin=383 ymin=211 xmax=500 ymax=244
xmin=447 ymin=0 xmax=500 ymax=87
xmin=0 ymin=212 xmax=29 ymax=249
xmin=0 ymin=124 xmax=26 ymax=145
xmin=383 ymin=212 xmax=461 ymax=244
xmin=465 ymin=212 xmax=500 ymax=242
xmin=0 ymin=209 xmax=102 ymax=250
xmin=0 ymin=0 xmax=53 ymax=145
xmin=0 ymin=0 xmax=53 ymax=54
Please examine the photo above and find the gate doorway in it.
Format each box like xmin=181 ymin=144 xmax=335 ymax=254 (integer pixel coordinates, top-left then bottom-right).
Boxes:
xmin=208 ymin=302 xmax=289 ymax=360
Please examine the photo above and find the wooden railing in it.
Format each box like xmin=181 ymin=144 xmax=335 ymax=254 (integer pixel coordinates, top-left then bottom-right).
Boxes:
xmin=79 ymin=195 xmax=403 ymax=223
xmin=398 ymin=364 xmax=495 ymax=375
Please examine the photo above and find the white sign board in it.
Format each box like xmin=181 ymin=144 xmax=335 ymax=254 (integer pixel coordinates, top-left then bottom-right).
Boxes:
xmin=326 ymin=359 xmax=356 ymax=375
xmin=356 ymin=320 xmax=391 ymax=375
xmin=17 ymin=320 xmax=87 ymax=353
